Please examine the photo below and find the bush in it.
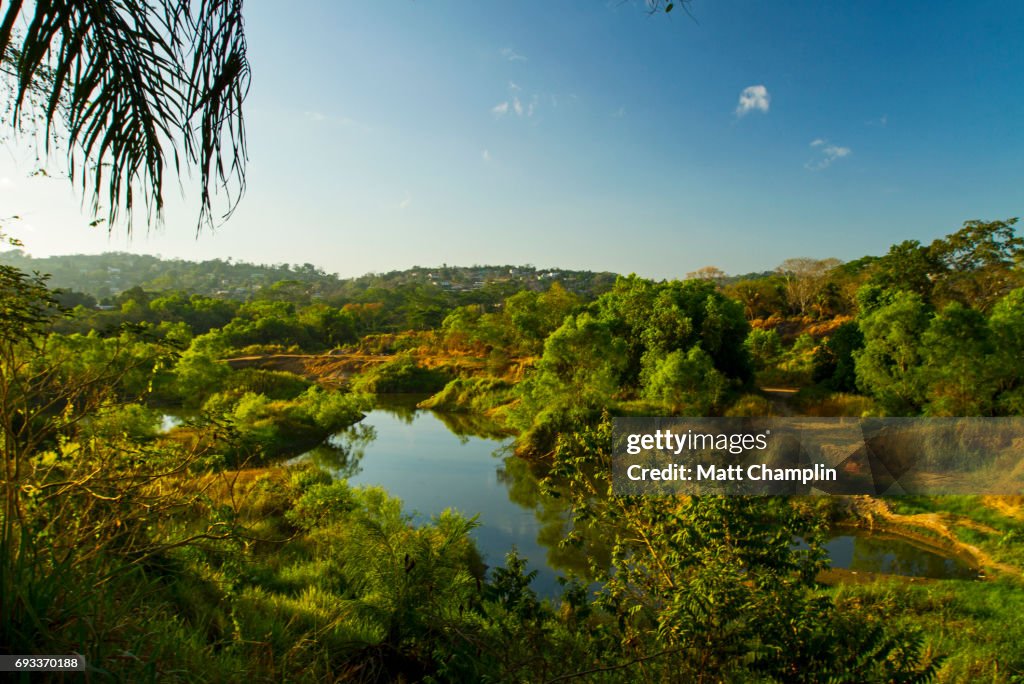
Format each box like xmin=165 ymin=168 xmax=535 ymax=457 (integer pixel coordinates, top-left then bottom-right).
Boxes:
xmin=796 ymin=388 xmax=879 ymax=417
xmin=640 ymin=346 xmax=729 ymax=415
xmin=200 ymin=388 xmax=369 ymax=465
xmin=224 ymin=368 xmax=311 ymax=399
xmin=83 ymin=403 xmax=161 ymax=440
xmin=724 ymin=394 xmax=772 ymax=417
xmin=418 ymin=377 xmax=515 ymax=413
xmin=350 ymin=354 xmax=451 ymax=393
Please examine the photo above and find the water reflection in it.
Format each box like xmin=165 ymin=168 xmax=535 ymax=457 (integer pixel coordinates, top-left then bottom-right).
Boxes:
xmin=311 ymin=398 xmax=599 ymax=596
xmin=497 ymin=455 xmax=612 ymax=581
xmin=304 ymin=423 xmax=377 ymax=480
xmin=826 ymin=532 xmax=978 ymax=580
xmin=305 ymin=400 xmax=979 ymax=594
xmin=434 ymin=411 xmax=514 ymax=442
xmin=376 ymin=395 xmax=419 ymax=423
xmin=159 ymin=409 xmax=199 ymax=433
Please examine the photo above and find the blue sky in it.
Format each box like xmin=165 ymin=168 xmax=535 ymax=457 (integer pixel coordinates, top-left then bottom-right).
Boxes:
xmin=2 ymin=0 xmax=1022 ymax=279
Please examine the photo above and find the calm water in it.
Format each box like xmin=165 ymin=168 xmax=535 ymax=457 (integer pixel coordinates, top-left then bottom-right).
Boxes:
xmin=172 ymin=397 xmax=976 ymax=595
xmin=299 ymin=396 xmax=581 ymax=596
xmin=825 ymin=532 xmax=978 ymax=580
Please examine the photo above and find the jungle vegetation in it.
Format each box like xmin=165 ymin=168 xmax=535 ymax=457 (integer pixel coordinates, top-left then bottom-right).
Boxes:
xmin=1 ymin=217 xmax=1022 ymax=681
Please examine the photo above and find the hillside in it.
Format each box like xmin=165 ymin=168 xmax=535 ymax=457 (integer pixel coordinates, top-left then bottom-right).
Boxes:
xmin=0 ymin=250 xmax=619 ymax=302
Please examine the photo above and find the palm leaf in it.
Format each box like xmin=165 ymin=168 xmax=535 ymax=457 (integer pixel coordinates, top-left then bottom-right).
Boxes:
xmin=0 ymin=0 xmax=249 ymax=234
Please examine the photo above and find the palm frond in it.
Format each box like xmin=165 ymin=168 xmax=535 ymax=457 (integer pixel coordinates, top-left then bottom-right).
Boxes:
xmin=0 ymin=0 xmax=249 ymax=234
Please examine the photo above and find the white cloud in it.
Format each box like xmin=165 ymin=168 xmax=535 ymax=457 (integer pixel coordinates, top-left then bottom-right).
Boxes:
xmin=866 ymin=114 xmax=888 ymax=127
xmin=493 ymin=91 xmax=536 ymax=118
xmin=806 ymin=139 xmax=852 ymax=170
xmin=612 ymin=106 xmax=625 ymax=119
xmin=398 ymin=193 xmax=412 ymax=210
xmin=735 ymin=85 xmax=770 ymax=116
xmin=508 ymin=81 xmax=521 ymax=91
xmin=500 ymin=47 xmax=527 ymax=62
xmin=482 ymin=149 xmax=491 ymax=162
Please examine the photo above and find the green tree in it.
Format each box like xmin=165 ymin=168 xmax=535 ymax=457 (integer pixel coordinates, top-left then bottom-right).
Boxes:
xmin=745 ymin=327 xmax=782 ymax=371
xmin=853 ymin=291 xmax=930 ymax=414
xmin=1 ymin=262 xmax=230 ymax=660
xmin=640 ymin=345 xmax=728 ymax=414
xmin=919 ymin=303 xmax=996 ymax=416
xmin=544 ymin=417 xmax=940 ymax=682
xmin=595 ymin=276 xmax=751 ymax=387
xmin=812 ymin=321 xmax=864 ymax=392
xmin=928 ymin=218 xmax=1024 ymax=310
xmin=173 ymin=342 xmax=231 ymax=406
xmin=511 ymin=312 xmax=627 ymax=452
xmin=869 ymin=239 xmax=941 ymax=300
xmin=726 ymin=276 xmax=787 ymax=320
xmin=503 ymin=282 xmax=580 ymax=355
xmin=987 ymin=288 xmax=1024 ymax=413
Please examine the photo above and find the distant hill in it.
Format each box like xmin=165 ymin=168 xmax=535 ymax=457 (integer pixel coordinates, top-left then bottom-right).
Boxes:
xmin=0 ymin=251 xmax=620 ymax=301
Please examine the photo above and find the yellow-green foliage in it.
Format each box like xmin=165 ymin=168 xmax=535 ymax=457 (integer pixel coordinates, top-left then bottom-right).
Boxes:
xmin=224 ymin=367 xmax=311 ymax=399
xmin=797 ymin=388 xmax=880 ymax=416
xmin=349 ymin=354 xmax=451 ymax=393
xmin=724 ymin=394 xmax=773 ymax=416
xmin=200 ymin=387 xmax=371 ymax=465
xmin=418 ymin=376 xmax=516 ymax=413
xmin=832 ymin=578 xmax=1024 ymax=683
xmin=82 ymin=403 xmax=162 ymax=440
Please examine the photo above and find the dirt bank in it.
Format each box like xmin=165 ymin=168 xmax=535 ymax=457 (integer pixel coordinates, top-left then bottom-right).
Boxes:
xmin=845 ymin=496 xmax=1019 ymax=579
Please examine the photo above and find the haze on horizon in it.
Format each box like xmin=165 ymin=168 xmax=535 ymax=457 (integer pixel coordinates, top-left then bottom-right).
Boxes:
xmin=2 ymin=0 xmax=1021 ymax=281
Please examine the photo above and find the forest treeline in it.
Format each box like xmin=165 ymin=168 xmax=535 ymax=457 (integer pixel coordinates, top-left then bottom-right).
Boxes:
xmin=0 ymin=250 xmax=617 ymax=324
xmin=2 ymin=218 xmax=1022 ymax=682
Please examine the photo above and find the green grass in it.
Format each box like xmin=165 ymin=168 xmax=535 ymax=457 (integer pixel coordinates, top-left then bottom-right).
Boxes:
xmin=890 ymin=496 xmax=1019 ymax=531
xmin=832 ymin=577 xmax=1024 ymax=683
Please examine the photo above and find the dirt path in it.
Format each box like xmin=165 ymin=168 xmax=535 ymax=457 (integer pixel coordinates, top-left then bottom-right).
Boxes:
xmin=847 ymin=496 xmax=1020 ymax=579
xmin=759 ymin=386 xmax=799 ymax=416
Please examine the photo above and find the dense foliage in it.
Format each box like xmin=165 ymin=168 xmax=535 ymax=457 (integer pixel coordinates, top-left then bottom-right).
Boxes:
xmin=2 ymin=217 xmax=1022 ymax=681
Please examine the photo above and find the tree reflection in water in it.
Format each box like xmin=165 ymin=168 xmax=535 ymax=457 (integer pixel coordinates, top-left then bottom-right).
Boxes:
xmin=497 ymin=452 xmax=613 ymax=584
xmin=305 ymin=423 xmax=378 ymax=480
xmin=836 ymin=533 xmax=978 ymax=579
xmin=309 ymin=397 xmax=613 ymax=595
xmin=434 ymin=411 xmax=513 ymax=442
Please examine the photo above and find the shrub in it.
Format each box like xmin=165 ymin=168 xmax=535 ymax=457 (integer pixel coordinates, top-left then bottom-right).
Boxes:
xmin=350 ymin=354 xmax=451 ymax=393
xmin=724 ymin=394 xmax=772 ymax=417
xmin=418 ymin=377 xmax=515 ymax=413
